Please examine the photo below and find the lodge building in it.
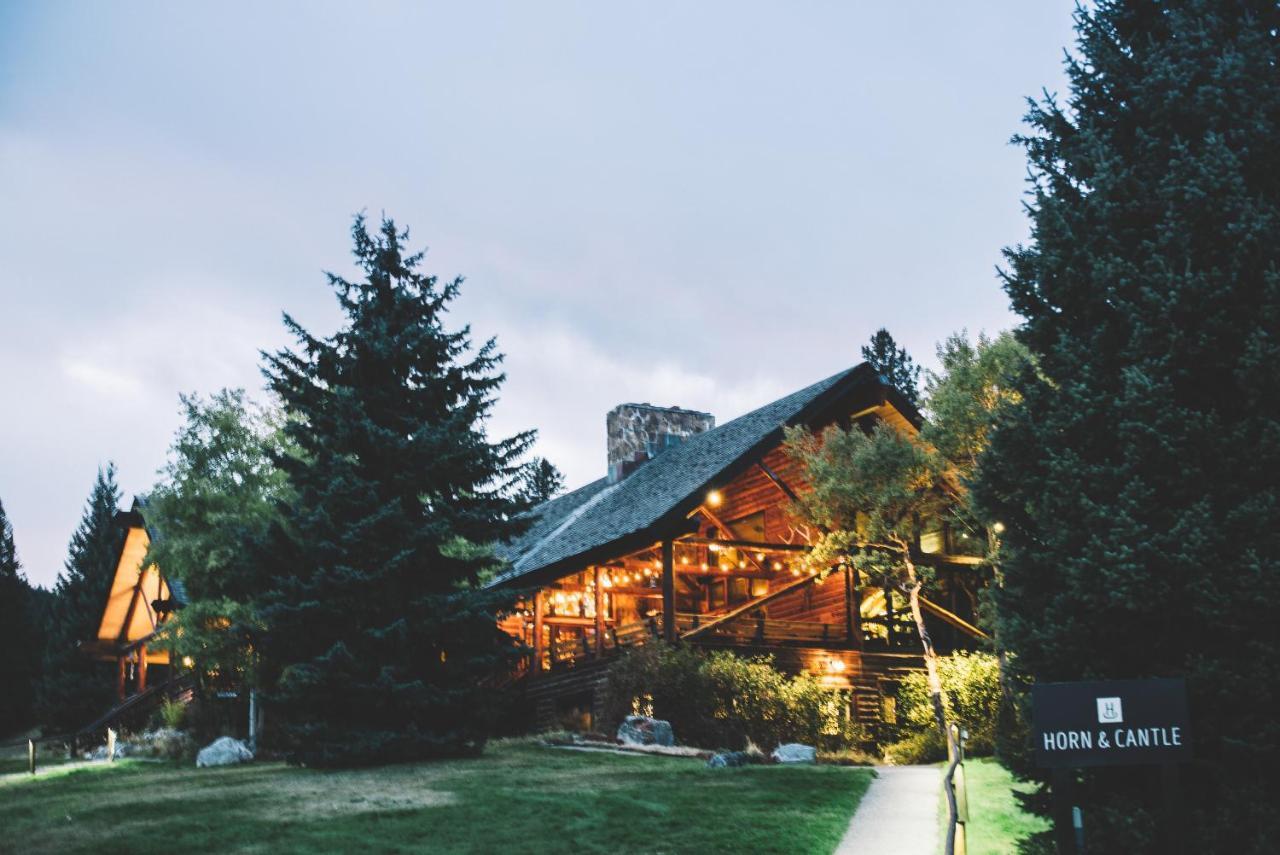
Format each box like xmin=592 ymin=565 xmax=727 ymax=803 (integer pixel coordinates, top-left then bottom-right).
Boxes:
xmin=493 ymin=363 xmax=987 ymax=732
xmin=80 ymin=362 xmax=987 ymax=739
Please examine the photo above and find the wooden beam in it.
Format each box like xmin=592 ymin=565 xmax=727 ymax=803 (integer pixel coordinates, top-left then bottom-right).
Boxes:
xmin=920 ymin=596 xmax=990 ymax=640
xmin=661 ymin=540 xmax=676 ymax=643
xmin=677 ymin=536 xmax=810 ymax=553
xmin=680 ymin=571 xmax=818 ymax=642
xmin=694 ymin=506 xmax=765 ymax=572
xmin=116 ymin=656 xmax=127 ymax=702
xmin=593 ymin=566 xmax=604 ymax=656
xmin=532 ymin=590 xmax=545 ymax=677
xmin=844 ymin=565 xmax=859 ymax=646
xmin=137 ymin=644 xmax=148 ymax=693
xmin=756 ymin=460 xmax=801 ymax=503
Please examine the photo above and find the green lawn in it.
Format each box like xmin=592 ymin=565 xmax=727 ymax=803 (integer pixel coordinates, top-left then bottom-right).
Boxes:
xmin=955 ymin=758 xmax=1050 ymax=854
xmin=0 ymin=740 xmax=872 ymax=855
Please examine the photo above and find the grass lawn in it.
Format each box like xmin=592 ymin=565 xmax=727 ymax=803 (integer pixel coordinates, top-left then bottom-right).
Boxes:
xmin=954 ymin=757 xmax=1050 ymax=854
xmin=0 ymin=740 xmax=872 ymax=855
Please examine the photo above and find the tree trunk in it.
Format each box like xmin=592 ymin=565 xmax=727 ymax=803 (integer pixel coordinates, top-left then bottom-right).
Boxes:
xmin=902 ymin=554 xmax=961 ymax=855
xmin=904 ymin=562 xmax=947 ymax=737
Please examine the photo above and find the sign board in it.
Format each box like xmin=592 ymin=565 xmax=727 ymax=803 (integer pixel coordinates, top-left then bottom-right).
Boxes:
xmin=1033 ymin=678 xmax=1191 ymax=768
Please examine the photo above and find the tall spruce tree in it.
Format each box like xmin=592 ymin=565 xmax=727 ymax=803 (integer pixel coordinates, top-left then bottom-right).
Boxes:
xmin=39 ymin=465 xmax=124 ymax=731
xmin=861 ymin=328 xmax=921 ymax=407
xmin=977 ymin=2 xmax=1280 ymax=850
xmin=0 ymin=497 xmax=40 ymax=734
xmin=519 ymin=457 xmax=565 ymax=505
xmin=260 ymin=215 xmax=535 ymax=766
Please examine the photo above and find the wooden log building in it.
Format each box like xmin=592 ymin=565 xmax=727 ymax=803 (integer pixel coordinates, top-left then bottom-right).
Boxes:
xmin=492 ymin=363 xmax=988 ymax=732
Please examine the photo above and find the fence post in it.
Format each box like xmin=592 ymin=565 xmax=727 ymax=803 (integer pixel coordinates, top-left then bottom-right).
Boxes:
xmin=28 ymin=739 xmax=35 ymax=775
xmin=106 ymin=728 xmax=117 ymax=763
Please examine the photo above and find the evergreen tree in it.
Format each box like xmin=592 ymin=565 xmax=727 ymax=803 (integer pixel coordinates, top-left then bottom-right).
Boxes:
xmin=260 ymin=215 xmax=535 ymax=766
xmin=0 ymin=497 xmax=40 ymax=734
xmin=519 ymin=457 xmax=565 ymax=505
xmin=39 ymin=465 xmax=123 ymax=731
xmin=977 ymin=2 xmax=1280 ymax=850
xmin=861 ymin=328 xmax=921 ymax=407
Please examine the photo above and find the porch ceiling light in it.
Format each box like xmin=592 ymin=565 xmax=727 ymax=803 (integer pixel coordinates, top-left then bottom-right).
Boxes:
xmin=705 ymin=489 xmax=723 ymax=507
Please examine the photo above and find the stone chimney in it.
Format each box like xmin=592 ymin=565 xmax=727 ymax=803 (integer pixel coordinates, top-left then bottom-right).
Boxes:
xmin=607 ymin=403 xmax=714 ymax=483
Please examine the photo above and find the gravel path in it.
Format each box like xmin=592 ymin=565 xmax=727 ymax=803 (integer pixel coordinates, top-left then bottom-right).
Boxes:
xmin=834 ymin=765 xmax=941 ymax=854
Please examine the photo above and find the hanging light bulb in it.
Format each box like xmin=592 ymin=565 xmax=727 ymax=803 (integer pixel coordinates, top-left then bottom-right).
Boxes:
xmin=755 ymin=552 xmax=765 ymax=562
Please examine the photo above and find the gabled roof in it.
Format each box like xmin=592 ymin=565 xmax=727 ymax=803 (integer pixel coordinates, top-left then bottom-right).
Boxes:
xmin=122 ymin=497 xmax=188 ymax=606
xmin=494 ymin=362 xmax=909 ymax=587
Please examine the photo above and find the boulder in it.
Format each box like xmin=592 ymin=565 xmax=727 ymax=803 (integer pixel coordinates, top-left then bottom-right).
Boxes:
xmin=706 ymin=751 xmax=750 ymax=768
xmin=196 ymin=736 xmax=254 ymax=768
xmin=771 ymin=743 xmax=817 ymax=764
xmin=616 ymin=715 xmax=674 ymax=747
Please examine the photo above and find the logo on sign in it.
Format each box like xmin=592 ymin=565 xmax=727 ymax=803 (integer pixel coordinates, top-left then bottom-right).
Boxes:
xmin=1096 ymin=697 xmax=1123 ymax=723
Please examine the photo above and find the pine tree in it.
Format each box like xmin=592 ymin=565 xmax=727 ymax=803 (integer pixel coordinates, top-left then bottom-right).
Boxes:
xmin=260 ymin=215 xmax=535 ymax=766
xmin=976 ymin=2 xmax=1280 ymax=849
xmin=0 ymin=497 xmax=40 ymax=734
xmin=39 ymin=465 xmax=124 ymax=731
xmin=519 ymin=457 xmax=565 ymax=505
xmin=861 ymin=328 xmax=921 ymax=407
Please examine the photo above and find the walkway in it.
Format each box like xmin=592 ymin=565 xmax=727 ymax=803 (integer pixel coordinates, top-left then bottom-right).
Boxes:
xmin=835 ymin=765 xmax=941 ymax=855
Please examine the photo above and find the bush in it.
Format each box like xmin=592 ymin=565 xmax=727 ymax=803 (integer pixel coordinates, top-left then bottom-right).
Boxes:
xmin=159 ymin=699 xmax=186 ymax=730
xmin=894 ymin=650 xmax=1000 ymax=756
xmin=604 ymin=643 xmax=863 ymax=751
xmin=883 ymin=727 xmax=947 ymax=765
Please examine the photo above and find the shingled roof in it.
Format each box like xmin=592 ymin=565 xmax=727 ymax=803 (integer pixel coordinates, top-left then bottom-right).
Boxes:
xmin=493 ymin=362 xmax=892 ymax=587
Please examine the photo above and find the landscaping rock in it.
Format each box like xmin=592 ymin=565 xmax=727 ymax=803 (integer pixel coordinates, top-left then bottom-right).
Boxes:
xmin=88 ymin=742 xmax=127 ymax=761
xmin=706 ymin=751 xmax=750 ymax=768
xmin=196 ymin=736 xmax=254 ymax=768
xmin=128 ymin=728 xmax=197 ymax=760
xmin=616 ymin=715 xmax=674 ymax=747
xmin=771 ymin=743 xmax=817 ymax=764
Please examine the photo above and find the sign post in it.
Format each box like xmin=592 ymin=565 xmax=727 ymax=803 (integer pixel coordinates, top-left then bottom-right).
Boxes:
xmin=1033 ymin=678 xmax=1191 ymax=854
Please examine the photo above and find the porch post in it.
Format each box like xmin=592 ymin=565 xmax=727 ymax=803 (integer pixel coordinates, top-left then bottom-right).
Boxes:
xmin=593 ymin=566 xmax=605 ymax=656
xmin=844 ymin=565 xmax=861 ymax=646
xmin=532 ymin=590 xmax=545 ymax=677
xmin=137 ymin=645 xmax=148 ymax=693
xmin=661 ymin=540 xmax=676 ymax=643
xmin=116 ymin=656 xmax=127 ymax=701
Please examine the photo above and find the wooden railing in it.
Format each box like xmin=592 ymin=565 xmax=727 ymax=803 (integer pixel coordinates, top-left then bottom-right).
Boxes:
xmin=677 ymin=611 xmax=851 ymax=646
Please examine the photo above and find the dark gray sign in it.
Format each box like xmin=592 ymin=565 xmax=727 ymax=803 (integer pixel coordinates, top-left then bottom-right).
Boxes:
xmin=1033 ymin=678 xmax=1191 ymax=768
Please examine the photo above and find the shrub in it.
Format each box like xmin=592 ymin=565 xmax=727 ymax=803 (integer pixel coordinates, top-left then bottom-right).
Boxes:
xmin=894 ymin=650 xmax=1000 ymax=756
xmin=883 ymin=727 xmax=947 ymax=765
xmin=159 ymin=698 xmax=187 ymax=731
xmin=605 ymin=643 xmax=863 ymax=751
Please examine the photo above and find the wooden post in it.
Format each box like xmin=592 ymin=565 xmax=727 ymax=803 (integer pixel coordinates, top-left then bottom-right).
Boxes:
xmin=28 ymin=739 xmax=35 ymax=775
xmin=1051 ymin=768 xmax=1077 ymax=854
xmin=106 ymin=728 xmax=117 ymax=763
xmin=532 ymin=590 xmax=545 ymax=677
xmin=1161 ymin=763 xmax=1181 ymax=855
xmin=116 ymin=656 xmax=127 ymax=701
xmin=843 ymin=565 xmax=858 ymax=644
xmin=884 ymin=578 xmax=897 ymax=647
xmin=593 ymin=566 xmax=605 ymax=657
xmin=661 ymin=540 xmax=676 ymax=643
xmin=137 ymin=644 xmax=148 ymax=693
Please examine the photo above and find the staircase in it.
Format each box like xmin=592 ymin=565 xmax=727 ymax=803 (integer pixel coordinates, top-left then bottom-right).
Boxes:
xmin=73 ymin=674 xmax=195 ymax=750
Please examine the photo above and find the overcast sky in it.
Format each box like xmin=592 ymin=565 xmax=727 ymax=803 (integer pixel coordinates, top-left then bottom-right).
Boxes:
xmin=1 ymin=2 xmax=1074 ymax=589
